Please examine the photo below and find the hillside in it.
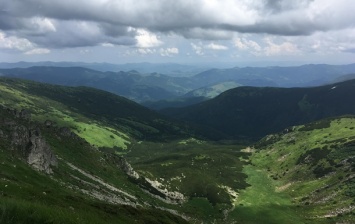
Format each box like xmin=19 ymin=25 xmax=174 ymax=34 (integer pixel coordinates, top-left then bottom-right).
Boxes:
xmin=143 ymin=81 xmax=242 ymax=110
xmin=0 ymin=77 xmax=250 ymax=223
xmin=0 ymin=67 xmax=196 ymax=102
xmin=0 ymin=106 xmax=189 ymax=224
xmin=162 ymin=79 xmax=355 ymax=140
xmin=0 ymin=77 xmax=192 ymax=142
xmin=0 ymin=77 xmax=355 ymax=223
xmin=236 ymin=116 xmax=355 ymax=223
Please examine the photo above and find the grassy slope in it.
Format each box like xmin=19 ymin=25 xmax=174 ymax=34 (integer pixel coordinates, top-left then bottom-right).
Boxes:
xmin=1 ymin=77 xmax=355 ymax=223
xmin=229 ymin=166 xmax=306 ymax=224
xmin=0 ymin=78 xmax=130 ymax=149
xmin=244 ymin=117 xmax=355 ymax=223
xmin=0 ymin=77 xmax=191 ymax=143
xmin=0 ymin=78 xmax=193 ymax=223
xmin=125 ymin=140 xmax=250 ymax=222
xmin=0 ymin=107 xmax=188 ymax=224
xmin=0 ymin=77 xmax=250 ymax=223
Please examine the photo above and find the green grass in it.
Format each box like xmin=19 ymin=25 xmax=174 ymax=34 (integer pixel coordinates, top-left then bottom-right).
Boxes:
xmin=124 ymin=140 xmax=251 ymax=221
xmin=0 ymin=112 xmax=188 ymax=224
xmin=248 ymin=117 xmax=355 ymax=223
xmin=229 ymin=165 xmax=306 ymax=224
xmin=1 ymin=78 xmax=355 ymax=223
xmin=73 ymin=122 xmax=130 ymax=149
xmin=0 ymin=80 xmax=131 ymax=150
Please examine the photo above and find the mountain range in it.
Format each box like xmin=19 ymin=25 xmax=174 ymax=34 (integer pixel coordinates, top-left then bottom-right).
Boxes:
xmin=1 ymin=64 xmax=355 ymax=223
xmin=163 ymin=79 xmax=355 ymax=140
xmin=1 ymin=63 xmax=355 ymax=104
xmin=0 ymin=61 xmax=206 ymax=77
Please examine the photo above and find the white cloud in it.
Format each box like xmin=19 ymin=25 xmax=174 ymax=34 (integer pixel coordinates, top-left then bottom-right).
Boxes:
xmin=0 ymin=32 xmax=34 ymax=51
xmin=234 ymin=38 xmax=248 ymax=50
xmin=135 ymin=29 xmax=163 ymax=48
xmin=205 ymin=43 xmax=228 ymax=50
xmin=137 ymin=48 xmax=156 ymax=55
xmin=79 ymin=49 xmax=91 ymax=54
xmin=1 ymin=0 xmax=355 ymax=63
xmin=160 ymin=47 xmax=179 ymax=57
xmin=29 ymin=17 xmax=57 ymax=34
xmin=24 ymin=48 xmax=50 ymax=55
xmin=234 ymin=38 xmax=261 ymax=51
xmin=263 ymin=37 xmax=299 ymax=56
xmin=101 ymin=43 xmax=115 ymax=47
xmin=191 ymin=43 xmax=204 ymax=56
xmin=191 ymin=42 xmax=229 ymax=55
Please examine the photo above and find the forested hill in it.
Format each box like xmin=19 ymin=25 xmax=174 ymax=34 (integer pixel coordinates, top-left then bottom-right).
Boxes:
xmin=162 ymin=79 xmax=355 ymax=140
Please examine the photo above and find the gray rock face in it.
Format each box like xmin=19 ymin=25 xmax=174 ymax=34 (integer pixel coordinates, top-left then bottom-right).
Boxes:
xmin=59 ymin=127 xmax=72 ymax=137
xmin=119 ymin=157 xmax=139 ymax=179
xmin=11 ymin=125 xmax=31 ymax=153
xmin=10 ymin=125 xmax=58 ymax=174
xmin=27 ymin=133 xmax=58 ymax=174
xmin=7 ymin=108 xmax=31 ymax=120
xmin=0 ymin=107 xmax=59 ymax=174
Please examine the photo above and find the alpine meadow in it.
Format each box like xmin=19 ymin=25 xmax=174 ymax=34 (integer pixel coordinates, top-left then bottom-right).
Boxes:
xmin=1 ymin=0 xmax=355 ymax=223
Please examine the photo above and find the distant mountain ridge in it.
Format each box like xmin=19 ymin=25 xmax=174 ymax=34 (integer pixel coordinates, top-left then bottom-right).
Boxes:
xmin=162 ymin=79 xmax=355 ymax=140
xmin=0 ymin=66 xmax=197 ymax=102
xmin=1 ymin=63 xmax=355 ymax=104
xmin=142 ymin=81 xmax=241 ymax=110
xmin=192 ymin=63 xmax=355 ymax=87
xmin=0 ymin=61 xmax=206 ymax=77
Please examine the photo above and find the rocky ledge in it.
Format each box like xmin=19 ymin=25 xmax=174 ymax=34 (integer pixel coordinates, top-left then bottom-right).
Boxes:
xmin=0 ymin=107 xmax=58 ymax=174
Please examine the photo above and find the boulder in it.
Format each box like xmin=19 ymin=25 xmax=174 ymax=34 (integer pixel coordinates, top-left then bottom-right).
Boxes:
xmin=27 ymin=134 xmax=58 ymax=174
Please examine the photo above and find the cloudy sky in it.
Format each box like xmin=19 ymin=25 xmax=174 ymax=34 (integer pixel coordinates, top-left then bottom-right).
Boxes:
xmin=0 ymin=0 xmax=355 ymax=65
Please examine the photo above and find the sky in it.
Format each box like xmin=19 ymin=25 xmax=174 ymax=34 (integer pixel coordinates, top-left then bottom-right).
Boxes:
xmin=0 ymin=0 xmax=355 ymax=66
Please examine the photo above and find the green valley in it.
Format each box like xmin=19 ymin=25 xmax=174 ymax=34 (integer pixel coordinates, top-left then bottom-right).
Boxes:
xmin=0 ymin=77 xmax=354 ymax=223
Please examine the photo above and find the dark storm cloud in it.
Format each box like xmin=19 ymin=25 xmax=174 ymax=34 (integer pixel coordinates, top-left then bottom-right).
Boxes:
xmin=0 ymin=0 xmax=354 ymax=48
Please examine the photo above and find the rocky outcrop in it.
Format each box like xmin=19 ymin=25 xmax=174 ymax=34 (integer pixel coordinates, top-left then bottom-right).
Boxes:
xmin=10 ymin=125 xmax=58 ymax=174
xmin=117 ymin=156 xmax=185 ymax=204
xmin=118 ymin=157 xmax=139 ymax=179
xmin=1 ymin=107 xmax=58 ymax=174
xmin=27 ymin=130 xmax=58 ymax=174
xmin=7 ymin=108 xmax=31 ymax=120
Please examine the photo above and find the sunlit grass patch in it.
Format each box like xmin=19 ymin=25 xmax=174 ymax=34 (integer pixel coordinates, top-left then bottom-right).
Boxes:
xmin=74 ymin=122 xmax=130 ymax=149
xmin=230 ymin=165 xmax=306 ymax=224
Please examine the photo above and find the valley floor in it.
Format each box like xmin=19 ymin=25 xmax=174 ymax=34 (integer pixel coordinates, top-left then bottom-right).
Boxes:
xmin=230 ymin=165 xmax=306 ymax=224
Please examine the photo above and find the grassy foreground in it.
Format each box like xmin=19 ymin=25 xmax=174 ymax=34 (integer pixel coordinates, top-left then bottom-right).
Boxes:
xmin=229 ymin=165 xmax=306 ymax=224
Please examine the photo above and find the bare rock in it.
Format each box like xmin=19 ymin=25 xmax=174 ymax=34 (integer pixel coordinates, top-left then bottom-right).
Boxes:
xmin=44 ymin=120 xmax=55 ymax=128
xmin=10 ymin=124 xmax=57 ymax=174
xmin=19 ymin=109 xmax=31 ymax=120
xmin=59 ymin=127 xmax=71 ymax=136
xmin=27 ymin=134 xmax=58 ymax=174
xmin=119 ymin=157 xmax=139 ymax=179
xmin=11 ymin=125 xmax=30 ymax=152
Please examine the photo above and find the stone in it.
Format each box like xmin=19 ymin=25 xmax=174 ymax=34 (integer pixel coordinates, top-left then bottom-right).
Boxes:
xmin=59 ymin=127 xmax=72 ymax=137
xmin=27 ymin=130 xmax=58 ymax=174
